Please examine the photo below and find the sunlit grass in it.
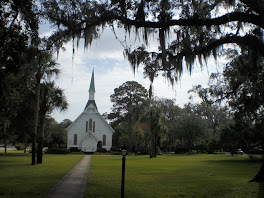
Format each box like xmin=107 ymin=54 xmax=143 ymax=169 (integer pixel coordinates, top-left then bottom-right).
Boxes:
xmin=0 ymin=152 xmax=83 ymax=198
xmin=86 ymin=154 xmax=262 ymax=198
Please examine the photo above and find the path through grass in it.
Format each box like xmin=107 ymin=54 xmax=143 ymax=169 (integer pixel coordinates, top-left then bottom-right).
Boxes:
xmin=86 ymin=154 xmax=262 ymax=198
xmin=0 ymin=151 xmax=83 ymax=198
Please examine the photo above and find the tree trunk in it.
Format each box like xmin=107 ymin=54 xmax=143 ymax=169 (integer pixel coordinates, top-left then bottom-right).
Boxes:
xmin=4 ymin=141 xmax=7 ymax=154
xmin=257 ymin=182 xmax=264 ymax=197
xmin=149 ymin=133 xmax=153 ymax=158
xmin=150 ymin=131 xmax=157 ymax=158
xmin=4 ymin=121 xmax=7 ymax=154
xmin=24 ymin=140 xmax=27 ymax=153
xmin=37 ymin=112 xmax=45 ymax=164
xmin=32 ymin=76 xmax=40 ymax=165
xmin=249 ymin=160 xmax=264 ymax=183
xmin=149 ymin=132 xmax=153 ymax=158
xmin=154 ymin=132 xmax=157 ymax=157
xmin=134 ymin=144 xmax=137 ymax=155
xmin=149 ymin=114 xmax=157 ymax=158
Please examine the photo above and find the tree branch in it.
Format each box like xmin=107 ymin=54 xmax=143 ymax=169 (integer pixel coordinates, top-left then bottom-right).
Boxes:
xmin=240 ymin=0 xmax=264 ymax=16
xmin=131 ymin=34 xmax=264 ymax=73
xmin=117 ymin=12 xmax=264 ymax=29
xmin=46 ymin=9 xmax=263 ymax=33
xmin=169 ymin=34 xmax=264 ymax=68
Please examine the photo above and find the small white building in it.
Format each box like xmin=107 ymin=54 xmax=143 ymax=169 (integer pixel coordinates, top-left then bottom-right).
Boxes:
xmin=66 ymin=70 xmax=114 ymax=152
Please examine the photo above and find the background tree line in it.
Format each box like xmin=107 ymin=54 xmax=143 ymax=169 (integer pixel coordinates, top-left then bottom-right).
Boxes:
xmin=107 ymin=79 xmax=260 ymax=157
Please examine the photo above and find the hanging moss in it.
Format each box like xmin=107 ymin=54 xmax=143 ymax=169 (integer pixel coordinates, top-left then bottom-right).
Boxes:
xmin=41 ymin=0 xmax=264 ymax=86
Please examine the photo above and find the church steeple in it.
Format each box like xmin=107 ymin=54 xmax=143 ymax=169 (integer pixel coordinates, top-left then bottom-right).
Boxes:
xmin=84 ymin=69 xmax=98 ymax=110
xmin=89 ymin=69 xmax=95 ymax=100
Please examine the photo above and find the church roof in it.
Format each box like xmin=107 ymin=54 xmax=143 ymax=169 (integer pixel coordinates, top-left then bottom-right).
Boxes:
xmin=89 ymin=69 xmax=95 ymax=92
xmin=84 ymin=100 xmax=98 ymax=110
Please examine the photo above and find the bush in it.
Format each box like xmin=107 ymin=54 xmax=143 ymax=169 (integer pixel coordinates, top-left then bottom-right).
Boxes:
xmin=248 ymin=154 xmax=264 ymax=162
xmin=175 ymin=147 xmax=189 ymax=154
xmin=70 ymin=147 xmax=81 ymax=152
xmin=46 ymin=148 xmax=70 ymax=154
xmin=97 ymin=148 xmax=107 ymax=153
xmin=247 ymin=148 xmax=264 ymax=155
xmin=137 ymin=146 xmax=149 ymax=155
xmin=15 ymin=143 xmax=25 ymax=150
xmin=110 ymin=146 xmax=119 ymax=152
xmin=111 ymin=152 xmax=122 ymax=155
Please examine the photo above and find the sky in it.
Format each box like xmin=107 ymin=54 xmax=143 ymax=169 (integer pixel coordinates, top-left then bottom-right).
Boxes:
xmin=41 ymin=26 xmax=225 ymax=123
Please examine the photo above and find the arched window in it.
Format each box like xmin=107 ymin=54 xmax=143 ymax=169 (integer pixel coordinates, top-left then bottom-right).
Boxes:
xmin=103 ymin=135 xmax=106 ymax=146
xmin=93 ymin=121 xmax=95 ymax=132
xmin=89 ymin=119 xmax=93 ymax=131
xmin=74 ymin=134 xmax=77 ymax=145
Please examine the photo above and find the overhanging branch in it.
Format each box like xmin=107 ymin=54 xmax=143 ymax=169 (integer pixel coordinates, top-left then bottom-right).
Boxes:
xmin=168 ymin=34 xmax=264 ymax=70
xmin=46 ymin=10 xmax=263 ymax=33
xmin=129 ymin=34 xmax=264 ymax=72
xmin=117 ymin=12 xmax=264 ymax=29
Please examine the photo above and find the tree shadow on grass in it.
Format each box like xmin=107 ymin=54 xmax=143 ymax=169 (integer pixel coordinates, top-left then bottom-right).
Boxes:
xmin=257 ymin=182 xmax=264 ymax=198
xmin=0 ymin=159 xmax=34 ymax=168
xmin=203 ymin=158 xmax=262 ymax=165
xmin=0 ymin=163 xmax=32 ymax=168
xmin=0 ymin=153 xmax=29 ymax=157
xmin=204 ymin=158 xmax=264 ymax=197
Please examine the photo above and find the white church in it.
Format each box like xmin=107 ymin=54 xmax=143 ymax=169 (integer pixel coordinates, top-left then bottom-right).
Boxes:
xmin=66 ymin=70 xmax=114 ymax=152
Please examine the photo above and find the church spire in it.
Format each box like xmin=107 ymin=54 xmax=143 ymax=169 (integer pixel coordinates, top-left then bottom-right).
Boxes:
xmin=84 ymin=69 xmax=98 ymax=110
xmin=89 ymin=69 xmax=95 ymax=100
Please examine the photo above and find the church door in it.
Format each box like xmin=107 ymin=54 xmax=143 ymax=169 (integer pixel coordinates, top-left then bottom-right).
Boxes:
xmin=97 ymin=141 xmax=102 ymax=151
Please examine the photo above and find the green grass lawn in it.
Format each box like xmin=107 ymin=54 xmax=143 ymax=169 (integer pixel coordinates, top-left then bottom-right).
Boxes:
xmin=86 ymin=154 xmax=263 ymax=198
xmin=0 ymin=150 xmax=83 ymax=198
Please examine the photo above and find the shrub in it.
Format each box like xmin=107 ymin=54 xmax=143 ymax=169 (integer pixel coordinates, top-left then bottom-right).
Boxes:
xmin=46 ymin=148 xmax=70 ymax=154
xmin=70 ymin=147 xmax=81 ymax=152
xmin=248 ymin=154 xmax=264 ymax=162
xmin=110 ymin=146 xmax=119 ymax=152
xmin=247 ymin=148 xmax=264 ymax=155
xmin=94 ymin=152 xmax=112 ymax=155
xmin=137 ymin=146 xmax=149 ymax=155
xmin=15 ymin=143 xmax=25 ymax=150
xmin=175 ymin=147 xmax=189 ymax=154
xmin=97 ymin=148 xmax=107 ymax=153
xmin=111 ymin=152 xmax=122 ymax=155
